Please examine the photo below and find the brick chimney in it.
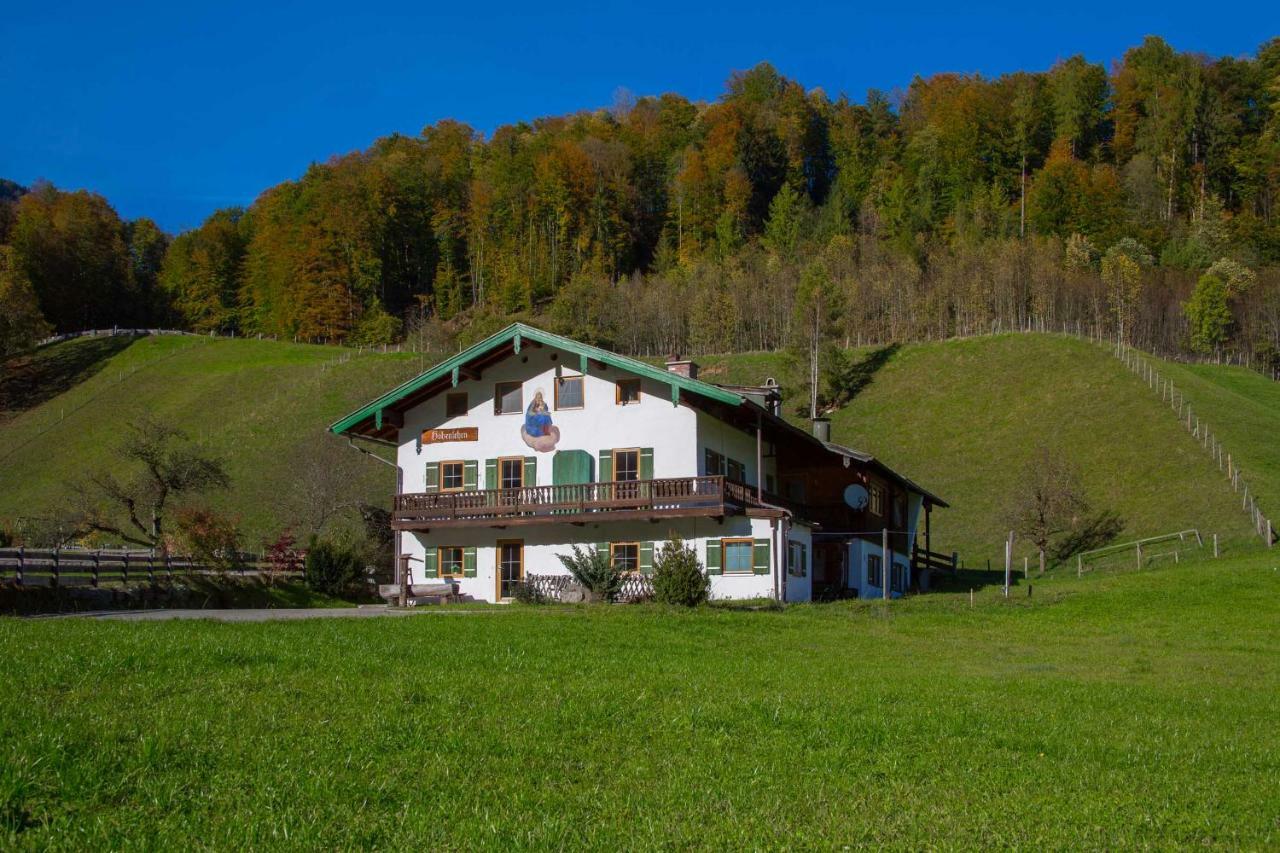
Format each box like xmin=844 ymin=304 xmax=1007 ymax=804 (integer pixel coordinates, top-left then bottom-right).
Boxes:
xmin=664 ymin=355 xmax=699 ymax=380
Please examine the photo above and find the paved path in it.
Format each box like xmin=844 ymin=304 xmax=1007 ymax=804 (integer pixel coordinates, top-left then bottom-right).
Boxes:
xmin=67 ymin=606 xmax=422 ymax=622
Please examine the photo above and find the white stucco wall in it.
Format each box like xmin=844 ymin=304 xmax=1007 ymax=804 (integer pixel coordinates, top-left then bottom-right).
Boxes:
xmin=401 ymin=514 xmax=794 ymax=603
xmin=396 ymin=345 xmax=698 ymax=493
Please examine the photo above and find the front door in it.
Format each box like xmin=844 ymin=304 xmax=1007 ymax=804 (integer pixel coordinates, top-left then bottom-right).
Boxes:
xmin=496 ymin=539 xmax=524 ymax=600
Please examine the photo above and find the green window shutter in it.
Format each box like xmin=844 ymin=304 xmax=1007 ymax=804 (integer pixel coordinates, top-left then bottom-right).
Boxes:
xmin=463 ymin=460 xmax=478 ymax=490
xmin=463 ymin=546 xmax=477 ymax=577
xmin=524 ymin=456 xmax=537 ymax=488
xmin=640 ymin=447 xmax=654 ymax=480
xmin=598 ymin=450 xmax=613 ymax=482
xmin=553 ymin=449 xmax=592 ymax=485
xmin=801 ymin=543 xmax=808 ymax=578
xmin=706 ymin=539 xmax=722 ymax=575
xmin=639 ymin=542 xmax=654 ymax=575
xmin=424 ymin=462 xmax=439 ymax=493
xmin=485 ymin=458 xmax=498 ymax=489
xmin=595 ymin=542 xmax=609 ymax=563
xmin=752 ymin=538 xmax=770 ymax=575
xmin=423 ymin=548 xmax=439 ymax=578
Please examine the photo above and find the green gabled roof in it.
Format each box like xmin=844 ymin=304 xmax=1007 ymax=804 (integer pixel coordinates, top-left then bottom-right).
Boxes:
xmin=329 ymin=323 xmax=744 ymax=437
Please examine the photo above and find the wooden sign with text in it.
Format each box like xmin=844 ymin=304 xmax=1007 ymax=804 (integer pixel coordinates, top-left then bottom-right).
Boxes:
xmin=421 ymin=427 xmax=479 ymax=444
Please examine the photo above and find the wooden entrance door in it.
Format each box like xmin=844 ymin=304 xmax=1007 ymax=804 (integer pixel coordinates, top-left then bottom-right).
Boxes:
xmin=496 ymin=539 xmax=524 ymax=600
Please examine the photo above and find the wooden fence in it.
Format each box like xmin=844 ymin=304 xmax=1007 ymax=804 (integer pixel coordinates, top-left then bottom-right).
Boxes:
xmin=1113 ymin=343 xmax=1276 ymax=548
xmin=1076 ymin=529 xmax=1204 ymax=576
xmin=0 ymin=547 xmax=301 ymax=588
xmin=524 ymin=573 xmax=654 ymax=603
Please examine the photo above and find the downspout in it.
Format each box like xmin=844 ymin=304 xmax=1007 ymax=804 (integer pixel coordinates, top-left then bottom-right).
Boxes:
xmin=773 ymin=518 xmax=783 ymax=603
xmin=773 ymin=507 xmax=783 ymax=601
xmin=345 ymin=437 xmax=404 ymax=585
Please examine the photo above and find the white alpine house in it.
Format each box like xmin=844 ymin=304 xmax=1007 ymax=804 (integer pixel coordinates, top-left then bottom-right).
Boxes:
xmin=330 ymin=324 xmax=949 ymax=602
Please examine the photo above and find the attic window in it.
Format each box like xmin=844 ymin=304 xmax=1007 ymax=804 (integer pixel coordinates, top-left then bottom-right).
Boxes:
xmin=616 ymin=379 xmax=641 ymax=405
xmin=556 ymin=375 xmax=584 ymax=410
xmin=495 ymin=382 xmax=523 ymax=415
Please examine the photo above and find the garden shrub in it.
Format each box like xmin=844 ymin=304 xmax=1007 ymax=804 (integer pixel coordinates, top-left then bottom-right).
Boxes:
xmin=303 ymin=537 xmax=366 ymax=597
xmin=173 ymin=506 xmax=244 ymax=572
xmin=511 ymin=581 xmax=547 ymax=605
xmin=651 ymin=537 xmax=709 ymax=606
xmin=556 ymin=545 xmax=623 ymax=602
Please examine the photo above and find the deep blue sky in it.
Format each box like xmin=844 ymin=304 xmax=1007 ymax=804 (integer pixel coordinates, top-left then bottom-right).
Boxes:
xmin=2 ymin=2 xmax=1270 ymax=233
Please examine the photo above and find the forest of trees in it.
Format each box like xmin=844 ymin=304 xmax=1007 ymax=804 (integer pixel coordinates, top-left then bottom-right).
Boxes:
xmin=3 ymin=36 xmax=1279 ymax=369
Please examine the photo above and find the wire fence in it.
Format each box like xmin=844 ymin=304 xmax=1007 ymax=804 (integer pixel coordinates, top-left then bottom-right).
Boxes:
xmin=1111 ymin=341 xmax=1276 ymax=548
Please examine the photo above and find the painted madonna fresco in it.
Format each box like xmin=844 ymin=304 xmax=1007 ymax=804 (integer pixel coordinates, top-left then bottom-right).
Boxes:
xmin=521 ymin=388 xmax=560 ymax=452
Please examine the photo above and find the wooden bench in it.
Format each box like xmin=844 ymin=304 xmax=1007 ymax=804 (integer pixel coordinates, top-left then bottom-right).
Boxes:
xmin=377 ymin=583 xmax=456 ymax=606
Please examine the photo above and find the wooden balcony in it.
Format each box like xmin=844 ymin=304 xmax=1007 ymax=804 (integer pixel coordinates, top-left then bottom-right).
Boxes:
xmin=391 ymin=475 xmax=765 ymax=530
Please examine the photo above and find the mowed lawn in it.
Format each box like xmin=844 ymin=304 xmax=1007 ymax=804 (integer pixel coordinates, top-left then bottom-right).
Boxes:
xmin=3 ymin=554 xmax=1278 ymax=848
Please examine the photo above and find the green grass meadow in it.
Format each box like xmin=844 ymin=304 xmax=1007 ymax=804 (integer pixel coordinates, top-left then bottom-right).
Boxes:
xmin=2 ymin=551 xmax=1278 ymax=848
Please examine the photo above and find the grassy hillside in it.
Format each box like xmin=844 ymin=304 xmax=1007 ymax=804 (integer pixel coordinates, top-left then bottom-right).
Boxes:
xmin=1144 ymin=356 xmax=1280 ymax=519
xmin=0 ymin=335 xmax=419 ymax=544
xmin=697 ymin=334 xmax=1267 ymax=563
xmin=2 ymin=551 xmax=1278 ymax=846
xmin=1 ymin=332 xmax=1273 ymax=563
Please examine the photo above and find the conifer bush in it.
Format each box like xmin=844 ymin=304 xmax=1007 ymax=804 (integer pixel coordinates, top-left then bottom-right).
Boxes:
xmin=651 ymin=537 xmax=709 ymax=607
xmin=303 ymin=537 xmax=365 ymax=597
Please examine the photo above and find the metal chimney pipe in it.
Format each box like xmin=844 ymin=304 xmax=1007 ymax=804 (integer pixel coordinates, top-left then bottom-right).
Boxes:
xmin=812 ymin=417 xmax=831 ymax=442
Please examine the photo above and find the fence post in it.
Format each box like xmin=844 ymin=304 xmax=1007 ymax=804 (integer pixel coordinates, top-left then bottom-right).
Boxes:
xmin=1213 ymin=533 xmax=1219 ymax=558
xmin=122 ymin=551 xmax=129 ymax=585
xmin=1136 ymin=540 xmax=1142 ymax=568
xmin=1268 ymin=519 xmax=1274 ymax=549
xmin=52 ymin=548 xmax=59 ymax=588
xmin=16 ymin=546 xmax=23 ymax=585
xmin=92 ymin=549 xmax=100 ymax=587
xmin=148 ymin=549 xmax=155 ymax=585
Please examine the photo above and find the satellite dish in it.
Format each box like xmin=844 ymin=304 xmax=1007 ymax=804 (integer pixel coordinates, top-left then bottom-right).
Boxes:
xmin=843 ymin=483 xmax=869 ymax=510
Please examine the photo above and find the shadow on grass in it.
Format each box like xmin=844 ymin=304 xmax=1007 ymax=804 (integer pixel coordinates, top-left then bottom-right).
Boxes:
xmin=831 ymin=343 xmax=901 ymax=407
xmin=931 ymin=566 xmax=1011 ymax=593
xmin=0 ymin=335 xmax=139 ymax=416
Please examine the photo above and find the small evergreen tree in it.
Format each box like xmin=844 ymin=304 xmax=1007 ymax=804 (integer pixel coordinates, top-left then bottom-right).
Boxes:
xmin=651 ymin=537 xmax=709 ymax=607
xmin=556 ymin=545 xmax=623 ymax=603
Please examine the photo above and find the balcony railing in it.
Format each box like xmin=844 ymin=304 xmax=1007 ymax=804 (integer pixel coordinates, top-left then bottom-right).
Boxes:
xmin=392 ymin=475 xmax=766 ymax=528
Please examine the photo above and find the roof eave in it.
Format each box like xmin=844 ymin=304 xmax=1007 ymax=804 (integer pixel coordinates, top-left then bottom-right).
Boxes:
xmin=329 ymin=323 xmax=744 ymax=437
